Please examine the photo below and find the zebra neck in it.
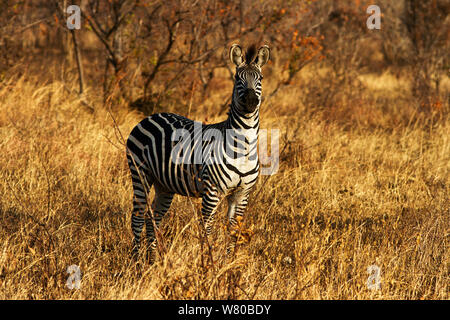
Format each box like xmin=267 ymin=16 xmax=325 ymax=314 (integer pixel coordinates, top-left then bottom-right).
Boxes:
xmin=227 ymin=100 xmax=260 ymax=133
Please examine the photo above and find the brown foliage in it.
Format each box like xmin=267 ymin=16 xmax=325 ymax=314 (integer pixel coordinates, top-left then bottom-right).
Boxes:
xmin=0 ymin=0 xmax=448 ymax=300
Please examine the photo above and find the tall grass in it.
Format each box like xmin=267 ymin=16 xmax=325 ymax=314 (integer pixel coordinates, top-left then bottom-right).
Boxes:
xmin=0 ymin=67 xmax=448 ymax=299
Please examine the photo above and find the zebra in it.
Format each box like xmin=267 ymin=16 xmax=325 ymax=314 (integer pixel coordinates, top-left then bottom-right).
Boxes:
xmin=126 ymin=44 xmax=270 ymax=262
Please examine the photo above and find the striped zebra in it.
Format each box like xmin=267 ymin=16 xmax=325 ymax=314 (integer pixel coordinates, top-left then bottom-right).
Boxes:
xmin=126 ymin=44 xmax=270 ymax=262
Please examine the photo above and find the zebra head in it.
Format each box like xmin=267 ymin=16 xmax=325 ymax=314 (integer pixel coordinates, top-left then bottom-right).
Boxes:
xmin=230 ymin=44 xmax=270 ymax=114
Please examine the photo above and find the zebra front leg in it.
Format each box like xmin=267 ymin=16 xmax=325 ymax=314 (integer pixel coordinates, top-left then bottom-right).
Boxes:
xmin=226 ymin=192 xmax=250 ymax=257
xmin=145 ymin=191 xmax=174 ymax=264
xmin=201 ymin=184 xmax=220 ymax=236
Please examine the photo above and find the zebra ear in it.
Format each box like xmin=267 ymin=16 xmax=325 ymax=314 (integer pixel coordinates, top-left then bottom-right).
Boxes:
xmin=255 ymin=45 xmax=270 ymax=68
xmin=230 ymin=44 xmax=243 ymax=66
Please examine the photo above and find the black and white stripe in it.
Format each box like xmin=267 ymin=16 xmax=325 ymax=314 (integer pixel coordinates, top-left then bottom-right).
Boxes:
xmin=126 ymin=44 xmax=270 ymax=262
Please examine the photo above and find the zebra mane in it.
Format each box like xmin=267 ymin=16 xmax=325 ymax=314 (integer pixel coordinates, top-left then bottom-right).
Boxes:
xmin=245 ymin=44 xmax=258 ymax=64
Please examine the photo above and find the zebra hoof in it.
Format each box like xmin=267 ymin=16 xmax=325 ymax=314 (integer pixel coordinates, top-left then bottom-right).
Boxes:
xmin=145 ymin=249 xmax=156 ymax=265
xmin=131 ymin=244 xmax=140 ymax=261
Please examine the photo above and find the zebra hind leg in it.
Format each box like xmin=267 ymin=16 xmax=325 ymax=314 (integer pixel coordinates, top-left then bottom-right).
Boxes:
xmin=128 ymin=159 xmax=154 ymax=259
xmin=145 ymin=190 xmax=174 ymax=264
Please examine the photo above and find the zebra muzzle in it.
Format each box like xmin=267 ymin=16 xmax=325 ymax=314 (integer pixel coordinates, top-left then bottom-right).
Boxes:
xmin=243 ymin=88 xmax=259 ymax=113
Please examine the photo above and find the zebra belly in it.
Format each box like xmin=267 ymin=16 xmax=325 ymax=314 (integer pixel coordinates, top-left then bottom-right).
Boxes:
xmin=155 ymin=162 xmax=204 ymax=197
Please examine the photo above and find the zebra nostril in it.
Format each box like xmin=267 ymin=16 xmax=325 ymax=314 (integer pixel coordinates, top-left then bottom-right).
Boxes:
xmin=245 ymin=88 xmax=256 ymax=96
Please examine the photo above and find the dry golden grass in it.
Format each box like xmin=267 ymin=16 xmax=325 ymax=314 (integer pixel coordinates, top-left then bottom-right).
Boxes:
xmin=0 ymin=68 xmax=448 ymax=299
